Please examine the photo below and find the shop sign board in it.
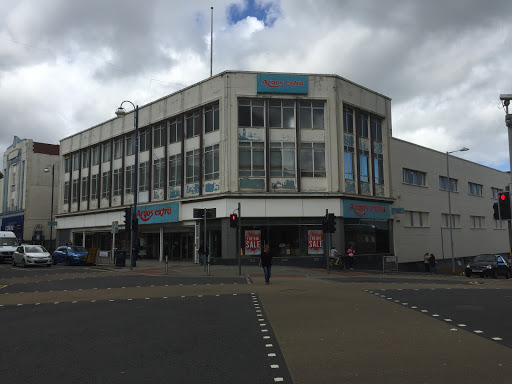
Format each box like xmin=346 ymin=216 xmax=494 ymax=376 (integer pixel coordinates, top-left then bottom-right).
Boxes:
xmin=257 ymin=73 xmax=308 ymax=94
xmin=245 ymin=230 xmax=261 ymax=256
xmin=135 ymin=202 xmax=179 ymax=225
xmin=307 ymin=230 xmax=323 ymax=255
xmin=343 ymin=199 xmax=390 ymax=219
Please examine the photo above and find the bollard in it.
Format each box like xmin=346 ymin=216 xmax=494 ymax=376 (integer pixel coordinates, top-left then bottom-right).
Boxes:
xmin=165 ymin=255 xmax=168 ymax=275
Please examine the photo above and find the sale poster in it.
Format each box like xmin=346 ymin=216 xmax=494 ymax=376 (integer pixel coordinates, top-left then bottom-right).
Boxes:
xmin=308 ymin=230 xmax=323 ymax=255
xmin=245 ymin=230 xmax=261 ymax=256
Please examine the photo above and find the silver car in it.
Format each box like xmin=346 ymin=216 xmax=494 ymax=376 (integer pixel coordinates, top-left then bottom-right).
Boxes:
xmin=12 ymin=245 xmax=52 ymax=268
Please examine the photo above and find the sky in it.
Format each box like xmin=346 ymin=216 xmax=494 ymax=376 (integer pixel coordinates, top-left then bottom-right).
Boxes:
xmin=1 ymin=0 xmax=512 ymax=170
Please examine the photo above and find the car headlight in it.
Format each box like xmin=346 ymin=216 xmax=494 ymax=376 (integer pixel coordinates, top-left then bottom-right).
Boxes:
xmin=486 ymin=265 xmax=493 ymax=269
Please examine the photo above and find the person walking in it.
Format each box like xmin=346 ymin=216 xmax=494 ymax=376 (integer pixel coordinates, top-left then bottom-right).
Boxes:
xmin=259 ymin=245 xmax=273 ymax=284
xmin=346 ymin=245 xmax=356 ymax=270
xmin=423 ymin=252 xmax=430 ymax=273
xmin=429 ymin=253 xmax=437 ymax=274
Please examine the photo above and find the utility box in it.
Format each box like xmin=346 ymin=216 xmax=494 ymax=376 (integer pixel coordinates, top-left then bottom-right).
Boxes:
xmin=114 ymin=250 xmax=127 ymax=267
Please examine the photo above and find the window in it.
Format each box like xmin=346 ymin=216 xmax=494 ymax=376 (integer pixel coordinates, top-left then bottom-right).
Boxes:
xmin=92 ymin=146 xmax=99 ymax=166
xmin=101 ymin=171 xmax=111 ymax=199
xmin=468 ymin=182 xmax=483 ymax=196
xmin=81 ymin=176 xmax=88 ymax=201
xmin=402 ymin=168 xmax=426 ymax=186
xmin=139 ymin=129 xmax=149 ymax=152
xmin=269 ymin=100 xmax=295 ymax=129
xmin=139 ymin=161 xmax=149 ymax=191
xmin=126 ymin=134 xmax=135 ymax=156
xmin=125 ymin=165 xmax=134 ymax=194
xmin=372 ymin=117 xmax=382 ymax=141
xmin=204 ymin=102 xmax=219 ymax=133
xmin=374 ymin=154 xmax=384 ymax=184
xmin=154 ymin=124 xmax=165 ymax=148
xmin=114 ymin=138 xmax=123 ymax=159
xmin=300 ymin=142 xmax=326 ymax=177
xmin=102 ymin=142 xmax=111 ymax=163
xmin=441 ymin=213 xmax=460 ymax=228
xmin=168 ymin=154 xmax=182 ymax=187
xmin=153 ymin=158 xmax=165 ymax=189
xmin=359 ymin=150 xmax=369 ymax=183
xmin=64 ymin=181 xmax=69 ymax=204
xmin=72 ymin=179 xmax=78 ymax=202
xmin=238 ymin=99 xmax=264 ymax=127
xmin=185 ymin=150 xmax=200 ymax=183
xmin=81 ymin=149 xmax=90 ymax=169
xmin=344 ymin=146 xmax=354 ymax=180
xmin=495 ymin=219 xmax=505 ymax=229
xmin=343 ymin=106 xmax=354 ymax=134
xmin=91 ymin=174 xmax=98 ymax=199
xmin=186 ymin=110 xmax=201 ymax=138
xmin=357 ymin=113 xmax=369 ymax=137
xmin=470 ymin=215 xmax=485 ymax=229
xmin=440 ymin=176 xmax=457 ymax=192
xmin=270 ymin=142 xmax=295 ymax=177
xmin=299 ymin=101 xmax=324 ymax=129
xmin=113 ymin=168 xmax=122 ymax=196
xmin=64 ymin=157 xmax=70 ymax=173
xmin=405 ymin=211 xmax=429 ymax=227
xmin=204 ymin=144 xmax=220 ymax=180
xmin=169 ymin=117 xmax=182 ymax=143
xmin=239 ymin=142 xmax=265 ymax=177
xmin=72 ymin=152 xmax=80 ymax=171
xmin=492 ymin=187 xmax=503 ymax=199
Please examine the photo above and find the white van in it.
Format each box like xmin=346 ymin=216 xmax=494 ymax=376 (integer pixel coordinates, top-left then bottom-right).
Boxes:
xmin=0 ymin=231 xmax=18 ymax=263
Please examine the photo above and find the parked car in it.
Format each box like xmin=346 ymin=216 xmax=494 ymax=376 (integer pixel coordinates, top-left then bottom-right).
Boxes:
xmin=465 ymin=254 xmax=511 ymax=279
xmin=12 ymin=245 xmax=52 ymax=267
xmin=52 ymin=246 xmax=89 ymax=265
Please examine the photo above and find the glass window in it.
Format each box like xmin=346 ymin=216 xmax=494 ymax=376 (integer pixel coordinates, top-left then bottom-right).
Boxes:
xmin=343 ymin=106 xmax=354 ymax=134
xmin=72 ymin=152 xmax=80 ymax=171
xmin=91 ymin=174 xmax=98 ymax=199
xmin=92 ymin=146 xmax=99 ymax=166
xmin=470 ymin=215 xmax=485 ymax=229
xmin=186 ymin=110 xmax=201 ymax=138
xmin=492 ymin=187 xmax=503 ymax=199
xmin=113 ymin=138 xmax=122 ymax=159
xmin=344 ymin=146 xmax=354 ymax=180
xmin=81 ymin=176 xmax=88 ymax=201
xmin=269 ymin=100 xmax=295 ymax=129
xmin=357 ymin=113 xmax=369 ymax=137
xmin=139 ymin=161 xmax=149 ymax=191
xmin=405 ymin=211 xmax=429 ymax=227
xmin=154 ymin=124 xmax=165 ymax=148
xmin=153 ymin=158 xmax=165 ymax=189
xmin=204 ymin=144 xmax=220 ymax=180
xmin=468 ymin=182 xmax=483 ymax=196
xmin=270 ymin=142 xmax=295 ymax=177
xmin=372 ymin=117 xmax=382 ymax=141
xmin=72 ymin=179 xmax=78 ymax=202
xmin=81 ymin=149 xmax=89 ymax=169
xmin=186 ymin=149 xmax=200 ymax=183
xmin=359 ymin=150 xmax=369 ymax=182
xmin=169 ymin=117 xmax=182 ymax=143
xmin=204 ymin=102 xmax=220 ymax=133
xmin=440 ymin=176 xmax=457 ymax=192
xmin=300 ymin=142 xmax=325 ymax=177
xmin=102 ymin=142 xmax=111 ymax=163
xmin=374 ymin=154 xmax=384 ymax=184
xmin=113 ymin=168 xmax=122 ymax=196
xmin=139 ymin=129 xmax=149 ymax=152
xmin=442 ymin=213 xmax=460 ymax=228
xmin=299 ymin=101 xmax=325 ymax=129
xmin=239 ymin=141 xmax=265 ymax=177
xmin=168 ymin=154 xmax=182 ymax=187
xmin=125 ymin=165 xmax=134 ymax=194
xmin=101 ymin=171 xmax=111 ymax=199
xmin=402 ymin=168 xmax=426 ymax=186
xmin=64 ymin=157 xmax=70 ymax=173
xmin=63 ymin=181 xmax=69 ymax=204
xmin=126 ymin=134 xmax=135 ymax=156
xmin=238 ymin=99 xmax=264 ymax=127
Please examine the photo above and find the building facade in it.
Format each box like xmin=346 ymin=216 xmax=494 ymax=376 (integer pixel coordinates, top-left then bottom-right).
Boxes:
xmin=56 ymin=71 xmax=393 ymax=264
xmin=0 ymin=136 xmax=60 ymax=248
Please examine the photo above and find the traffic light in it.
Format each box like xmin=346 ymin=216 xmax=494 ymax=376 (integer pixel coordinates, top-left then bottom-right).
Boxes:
xmin=327 ymin=213 xmax=336 ymax=233
xmin=123 ymin=207 xmax=132 ymax=232
xmin=498 ymin=192 xmax=511 ymax=220
xmin=493 ymin=203 xmax=500 ymax=220
xmin=230 ymin=213 xmax=238 ymax=228
xmin=322 ymin=215 xmax=329 ymax=233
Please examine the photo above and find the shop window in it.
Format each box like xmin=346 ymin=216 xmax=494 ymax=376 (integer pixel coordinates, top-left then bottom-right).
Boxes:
xmin=239 ymin=141 xmax=265 ymax=177
xmin=270 ymin=142 xmax=295 ymax=177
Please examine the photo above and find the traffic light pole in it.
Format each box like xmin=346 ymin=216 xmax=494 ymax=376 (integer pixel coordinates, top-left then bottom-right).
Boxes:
xmin=237 ymin=202 xmax=242 ymax=276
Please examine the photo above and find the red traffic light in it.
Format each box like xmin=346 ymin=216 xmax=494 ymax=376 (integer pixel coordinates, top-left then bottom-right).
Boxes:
xmin=230 ymin=213 xmax=238 ymax=228
xmin=500 ymin=194 xmax=506 ymax=201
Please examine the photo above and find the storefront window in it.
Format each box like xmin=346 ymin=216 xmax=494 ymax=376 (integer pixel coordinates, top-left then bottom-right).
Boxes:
xmin=344 ymin=218 xmax=389 ymax=254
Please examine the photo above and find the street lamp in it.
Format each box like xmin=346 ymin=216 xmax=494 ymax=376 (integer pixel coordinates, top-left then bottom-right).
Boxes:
xmin=43 ymin=164 xmax=55 ymax=252
xmin=115 ymin=101 xmax=139 ymax=269
xmin=446 ymin=147 xmax=469 ymax=274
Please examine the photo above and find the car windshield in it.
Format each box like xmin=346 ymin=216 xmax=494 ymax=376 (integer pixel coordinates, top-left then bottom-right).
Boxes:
xmin=1 ymin=238 xmax=18 ymax=246
xmin=69 ymin=246 xmax=87 ymax=252
xmin=473 ymin=255 xmax=496 ymax=262
xmin=25 ymin=246 xmax=46 ymax=253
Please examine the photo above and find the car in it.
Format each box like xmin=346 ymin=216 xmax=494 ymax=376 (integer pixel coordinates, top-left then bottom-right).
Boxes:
xmin=52 ymin=246 xmax=89 ymax=265
xmin=465 ymin=254 xmax=511 ymax=279
xmin=12 ymin=245 xmax=52 ymax=268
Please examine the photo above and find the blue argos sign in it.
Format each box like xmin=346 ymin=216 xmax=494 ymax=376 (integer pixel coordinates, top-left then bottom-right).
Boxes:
xmin=257 ymin=74 xmax=308 ymax=94
xmin=343 ymin=199 xmax=390 ymax=220
xmin=135 ymin=202 xmax=179 ymax=225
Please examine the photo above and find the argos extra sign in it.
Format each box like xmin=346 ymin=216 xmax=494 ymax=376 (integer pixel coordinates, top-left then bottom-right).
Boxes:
xmin=135 ymin=202 xmax=179 ymax=225
xmin=343 ymin=199 xmax=390 ymax=220
xmin=257 ymin=74 xmax=308 ymax=94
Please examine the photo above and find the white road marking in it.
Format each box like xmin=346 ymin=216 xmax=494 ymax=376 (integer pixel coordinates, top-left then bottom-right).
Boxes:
xmin=270 ymin=365 xmax=279 ymax=368
xmin=444 ymin=319 xmax=452 ymax=322
xmin=109 ymin=300 xmax=114 ymax=302
xmin=402 ymin=303 xmax=408 ymax=305
xmin=259 ymin=319 xmax=264 ymax=322
xmin=274 ymin=378 xmax=284 ymax=382
xmin=261 ymin=329 xmax=268 ymax=332
xmin=263 ymin=336 xmax=270 ymax=339
xmin=411 ymin=306 xmax=417 ymax=309
xmin=256 ymin=310 xmax=261 ymax=312
xmin=233 ymin=293 xmax=237 ymax=296
xmin=450 ymin=328 xmax=457 ymax=331
xmin=474 ymin=330 xmax=483 ymax=334
xmin=266 ymin=344 xmax=273 ymax=347
xmin=432 ymin=314 xmax=440 ymax=317
xmin=421 ymin=310 xmax=428 ymax=313
xmin=268 ymin=353 xmax=276 ymax=357
xmin=492 ymin=337 xmax=503 ymax=341
xmin=198 ymin=295 xmax=203 ymax=298
xmin=458 ymin=324 xmax=466 ymax=327
xmin=257 ymin=314 xmax=263 ymax=317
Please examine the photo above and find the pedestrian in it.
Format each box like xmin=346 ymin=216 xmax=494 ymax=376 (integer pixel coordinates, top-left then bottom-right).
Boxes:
xmin=259 ymin=244 xmax=273 ymax=284
xmin=423 ymin=252 xmax=430 ymax=273
xmin=429 ymin=253 xmax=437 ymax=274
xmin=346 ymin=245 xmax=356 ymax=270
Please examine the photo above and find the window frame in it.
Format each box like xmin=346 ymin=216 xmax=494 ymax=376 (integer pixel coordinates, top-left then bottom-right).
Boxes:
xmin=113 ymin=138 xmax=123 ymax=159
xmin=139 ymin=161 xmax=149 ymax=192
xmin=113 ymin=168 xmax=122 ymax=196
xmin=468 ymin=182 xmax=483 ymax=196
xmin=101 ymin=171 xmax=111 ymax=199
xmin=357 ymin=113 xmax=369 ymax=138
xmin=204 ymin=144 xmax=220 ymax=180
xmin=168 ymin=154 xmax=182 ymax=187
xmin=91 ymin=174 xmax=98 ymax=199
xmin=269 ymin=100 xmax=295 ymax=129
xmin=239 ymin=141 xmax=265 ymax=177
xmin=440 ymin=176 xmax=458 ymax=192
xmin=154 ymin=124 xmax=165 ymax=148
xmin=204 ymin=102 xmax=220 ymax=133
xmin=402 ymin=168 xmax=426 ymax=187
xmin=126 ymin=134 xmax=135 ymax=156
xmin=359 ymin=149 xmax=369 ymax=183
xmin=186 ymin=149 xmax=200 ymax=184
xmin=300 ymin=142 xmax=326 ymax=178
xmin=139 ymin=129 xmax=149 ymax=152
xmin=81 ymin=149 xmax=90 ymax=169
xmin=343 ymin=106 xmax=354 ymax=134
xmin=270 ymin=141 xmax=296 ymax=177
xmin=299 ymin=101 xmax=325 ymax=130
xmin=153 ymin=158 xmax=165 ymax=189
xmin=102 ymin=142 xmax=111 ymax=163
xmin=169 ymin=117 xmax=183 ymax=143
xmin=185 ymin=110 xmax=201 ymax=138
xmin=125 ymin=165 xmax=134 ymax=194
xmin=81 ymin=176 xmax=88 ymax=201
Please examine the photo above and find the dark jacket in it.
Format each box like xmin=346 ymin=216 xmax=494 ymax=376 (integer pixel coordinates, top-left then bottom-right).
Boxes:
xmin=428 ymin=255 xmax=436 ymax=266
xmin=260 ymin=251 xmax=272 ymax=267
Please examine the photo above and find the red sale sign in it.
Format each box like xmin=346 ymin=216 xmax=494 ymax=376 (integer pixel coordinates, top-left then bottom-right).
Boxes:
xmin=245 ymin=230 xmax=261 ymax=256
xmin=308 ymin=230 xmax=323 ymax=255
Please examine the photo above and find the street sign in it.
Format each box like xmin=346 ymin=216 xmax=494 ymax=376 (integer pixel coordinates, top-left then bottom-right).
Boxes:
xmin=47 ymin=221 xmax=57 ymax=227
xmin=111 ymin=221 xmax=119 ymax=234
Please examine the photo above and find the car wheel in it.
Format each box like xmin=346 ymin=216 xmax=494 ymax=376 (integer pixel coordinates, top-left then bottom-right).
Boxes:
xmin=505 ymin=270 xmax=511 ymax=279
xmin=22 ymin=259 xmax=26 ymax=268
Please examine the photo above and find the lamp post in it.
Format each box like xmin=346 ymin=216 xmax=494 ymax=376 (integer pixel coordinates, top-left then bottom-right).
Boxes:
xmin=44 ymin=164 xmax=55 ymax=252
xmin=115 ymin=101 xmax=139 ymax=269
xmin=446 ymin=147 xmax=469 ymax=274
